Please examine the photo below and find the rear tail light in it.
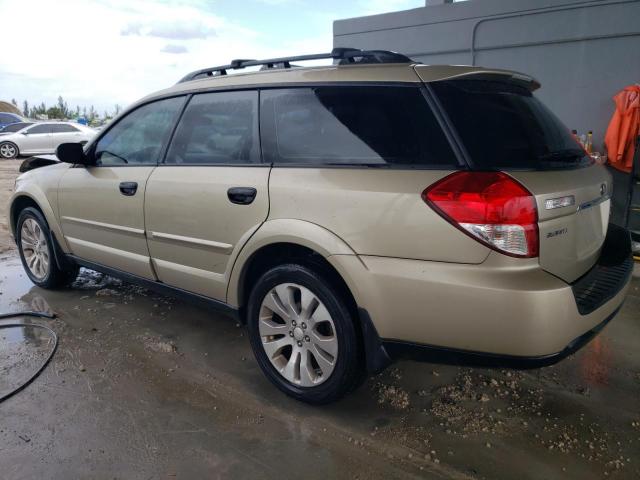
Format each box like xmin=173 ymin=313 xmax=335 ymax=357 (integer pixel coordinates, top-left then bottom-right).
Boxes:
xmin=422 ymin=171 xmax=539 ymax=258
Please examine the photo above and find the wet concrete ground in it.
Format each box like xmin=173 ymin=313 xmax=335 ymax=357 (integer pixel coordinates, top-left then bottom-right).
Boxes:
xmin=0 ymin=250 xmax=638 ymax=479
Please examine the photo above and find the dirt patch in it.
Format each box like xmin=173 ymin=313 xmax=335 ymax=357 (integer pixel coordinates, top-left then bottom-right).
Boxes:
xmin=137 ymin=334 xmax=178 ymax=354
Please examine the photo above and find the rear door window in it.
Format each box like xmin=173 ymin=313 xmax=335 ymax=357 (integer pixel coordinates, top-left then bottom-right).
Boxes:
xmin=431 ymin=80 xmax=591 ymax=170
xmin=261 ymin=86 xmax=458 ymax=168
xmin=165 ymin=90 xmax=259 ymax=165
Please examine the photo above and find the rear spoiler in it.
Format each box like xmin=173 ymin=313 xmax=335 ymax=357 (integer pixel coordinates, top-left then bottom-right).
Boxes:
xmin=414 ymin=65 xmax=541 ymax=91
xmin=448 ymin=72 xmax=541 ymax=91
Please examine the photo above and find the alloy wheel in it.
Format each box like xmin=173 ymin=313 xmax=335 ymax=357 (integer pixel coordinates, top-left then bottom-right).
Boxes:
xmin=259 ymin=283 xmax=338 ymax=386
xmin=0 ymin=143 xmax=17 ymax=159
xmin=20 ymin=218 xmax=50 ymax=280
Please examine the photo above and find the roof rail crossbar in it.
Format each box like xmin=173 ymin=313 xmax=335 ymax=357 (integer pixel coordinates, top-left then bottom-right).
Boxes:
xmin=177 ymin=47 xmax=414 ymax=83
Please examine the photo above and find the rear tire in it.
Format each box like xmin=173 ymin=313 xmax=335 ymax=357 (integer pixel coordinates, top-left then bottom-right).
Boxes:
xmin=247 ymin=263 xmax=363 ymax=404
xmin=0 ymin=142 xmax=19 ymax=159
xmin=16 ymin=207 xmax=79 ymax=289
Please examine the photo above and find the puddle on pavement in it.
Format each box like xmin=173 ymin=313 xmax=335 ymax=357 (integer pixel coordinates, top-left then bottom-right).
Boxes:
xmin=0 ymin=252 xmax=638 ymax=479
xmin=0 ymin=321 xmax=56 ymax=400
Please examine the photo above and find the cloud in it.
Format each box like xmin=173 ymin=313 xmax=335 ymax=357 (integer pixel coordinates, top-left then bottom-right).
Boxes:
xmin=161 ymin=44 xmax=189 ymax=54
xmin=358 ymin=0 xmax=422 ymax=16
xmin=121 ymin=20 xmax=216 ymax=39
xmin=0 ymin=0 xmax=334 ymax=112
xmin=254 ymin=0 xmax=300 ymax=4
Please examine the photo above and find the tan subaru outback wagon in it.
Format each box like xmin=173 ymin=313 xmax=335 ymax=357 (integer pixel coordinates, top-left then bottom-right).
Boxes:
xmin=8 ymin=49 xmax=633 ymax=403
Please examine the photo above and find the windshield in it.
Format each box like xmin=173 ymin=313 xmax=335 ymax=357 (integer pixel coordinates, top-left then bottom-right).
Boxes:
xmin=432 ymin=80 xmax=592 ymax=170
xmin=0 ymin=122 xmax=33 ymax=133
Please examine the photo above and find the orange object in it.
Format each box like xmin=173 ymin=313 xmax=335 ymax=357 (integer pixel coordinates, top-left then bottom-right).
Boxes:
xmin=604 ymin=85 xmax=640 ymax=173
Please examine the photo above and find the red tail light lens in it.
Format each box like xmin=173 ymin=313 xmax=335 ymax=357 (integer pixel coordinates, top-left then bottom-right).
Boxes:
xmin=422 ymin=171 xmax=539 ymax=258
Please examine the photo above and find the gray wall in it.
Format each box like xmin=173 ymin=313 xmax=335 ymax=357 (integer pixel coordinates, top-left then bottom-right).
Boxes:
xmin=334 ymin=0 xmax=640 ymax=151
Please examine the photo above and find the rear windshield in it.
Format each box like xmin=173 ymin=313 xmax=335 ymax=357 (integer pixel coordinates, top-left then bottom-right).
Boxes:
xmin=431 ymin=80 xmax=592 ymax=170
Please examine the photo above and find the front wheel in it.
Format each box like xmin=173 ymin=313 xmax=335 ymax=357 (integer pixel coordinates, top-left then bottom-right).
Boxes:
xmin=0 ymin=142 xmax=19 ymax=159
xmin=16 ymin=207 xmax=79 ymax=289
xmin=247 ymin=264 xmax=363 ymax=404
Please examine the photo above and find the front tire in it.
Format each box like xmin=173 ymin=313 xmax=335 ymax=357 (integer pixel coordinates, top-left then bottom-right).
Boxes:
xmin=16 ymin=207 xmax=79 ymax=289
xmin=0 ymin=142 xmax=19 ymax=159
xmin=247 ymin=263 xmax=363 ymax=404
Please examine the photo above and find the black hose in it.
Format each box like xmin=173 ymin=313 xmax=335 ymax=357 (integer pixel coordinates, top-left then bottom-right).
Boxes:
xmin=0 ymin=311 xmax=58 ymax=403
xmin=0 ymin=310 xmax=55 ymax=320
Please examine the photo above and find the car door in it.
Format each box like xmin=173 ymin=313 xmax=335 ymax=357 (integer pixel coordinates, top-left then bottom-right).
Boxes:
xmin=21 ymin=123 xmax=53 ymax=153
xmin=58 ymin=96 xmax=185 ymax=279
xmin=145 ymin=90 xmax=269 ymax=301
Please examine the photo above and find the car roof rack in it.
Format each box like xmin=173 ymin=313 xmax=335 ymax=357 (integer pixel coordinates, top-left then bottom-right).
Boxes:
xmin=178 ymin=47 xmax=415 ymax=83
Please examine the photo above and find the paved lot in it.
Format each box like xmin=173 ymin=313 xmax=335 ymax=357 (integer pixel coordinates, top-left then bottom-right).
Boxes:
xmin=1 ymin=160 xmax=639 ymax=479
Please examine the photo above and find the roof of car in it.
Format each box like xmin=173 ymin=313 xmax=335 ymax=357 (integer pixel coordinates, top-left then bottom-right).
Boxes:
xmin=148 ymin=63 xmax=536 ymax=100
xmin=133 ymin=48 xmax=539 ymax=110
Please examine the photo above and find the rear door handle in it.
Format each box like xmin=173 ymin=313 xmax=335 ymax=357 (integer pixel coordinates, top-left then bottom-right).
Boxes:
xmin=227 ymin=187 xmax=257 ymax=205
xmin=119 ymin=181 xmax=138 ymax=196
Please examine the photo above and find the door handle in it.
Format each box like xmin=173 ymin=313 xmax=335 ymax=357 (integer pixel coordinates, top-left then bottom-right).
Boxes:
xmin=227 ymin=187 xmax=257 ymax=205
xmin=119 ymin=181 xmax=138 ymax=196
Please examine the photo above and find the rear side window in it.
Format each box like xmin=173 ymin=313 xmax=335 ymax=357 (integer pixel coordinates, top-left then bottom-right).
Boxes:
xmin=261 ymin=86 xmax=458 ymax=167
xmin=432 ymin=80 xmax=591 ymax=170
xmin=165 ymin=90 xmax=259 ymax=165
xmin=94 ymin=96 xmax=184 ymax=166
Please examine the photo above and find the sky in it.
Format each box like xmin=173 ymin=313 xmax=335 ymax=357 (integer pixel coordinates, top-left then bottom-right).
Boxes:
xmin=0 ymin=0 xmax=424 ymax=114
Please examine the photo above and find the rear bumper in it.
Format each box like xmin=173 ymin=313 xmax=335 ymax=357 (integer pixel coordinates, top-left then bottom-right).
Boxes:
xmin=333 ymin=225 xmax=632 ymax=361
xmin=380 ymin=305 xmax=622 ymax=369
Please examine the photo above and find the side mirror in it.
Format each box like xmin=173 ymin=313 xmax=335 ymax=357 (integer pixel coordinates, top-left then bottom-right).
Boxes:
xmin=56 ymin=143 xmax=89 ymax=165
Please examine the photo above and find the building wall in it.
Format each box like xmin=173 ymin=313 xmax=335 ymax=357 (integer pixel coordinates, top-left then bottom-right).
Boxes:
xmin=334 ymin=0 xmax=640 ymax=151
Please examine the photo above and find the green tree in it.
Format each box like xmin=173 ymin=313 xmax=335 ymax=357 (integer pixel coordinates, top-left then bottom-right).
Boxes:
xmin=22 ymin=100 xmax=29 ymax=117
xmin=88 ymin=105 xmax=97 ymax=124
xmin=11 ymin=98 xmax=17 ymax=107
xmin=56 ymin=96 xmax=69 ymax=118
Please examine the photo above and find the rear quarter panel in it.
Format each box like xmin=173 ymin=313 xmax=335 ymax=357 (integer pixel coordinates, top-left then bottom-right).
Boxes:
xmin=266 ymin=167 xmax=491 ymax=263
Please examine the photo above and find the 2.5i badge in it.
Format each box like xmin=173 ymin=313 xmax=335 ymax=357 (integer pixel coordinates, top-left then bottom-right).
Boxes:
xmin=546 ymin=227 xmax=568 ymax=238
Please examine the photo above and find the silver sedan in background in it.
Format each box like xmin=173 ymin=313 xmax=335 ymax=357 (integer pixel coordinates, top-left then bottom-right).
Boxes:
xmin=0 ymin=122 xmax=95 ymax=159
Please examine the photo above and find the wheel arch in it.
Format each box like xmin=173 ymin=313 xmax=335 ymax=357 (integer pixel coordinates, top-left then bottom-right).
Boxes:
xmin=9 ymin=191 xmax=69 ymax=253
xmin=227 ymin=219 xmax=361 ymax=310
xmin=228 ymin=219 xmax=391 ymax=374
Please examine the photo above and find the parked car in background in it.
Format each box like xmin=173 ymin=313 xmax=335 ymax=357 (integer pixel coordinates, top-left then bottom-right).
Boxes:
xmin=0 ymin=121 xmax=95 ymax=159
xmin=0 ymin=122 xmax=35 ymax=136
xmin=7 ymin=48 xmax=633 ymax=403
xmin=0 ymin=112 xmax=24 ymax=129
